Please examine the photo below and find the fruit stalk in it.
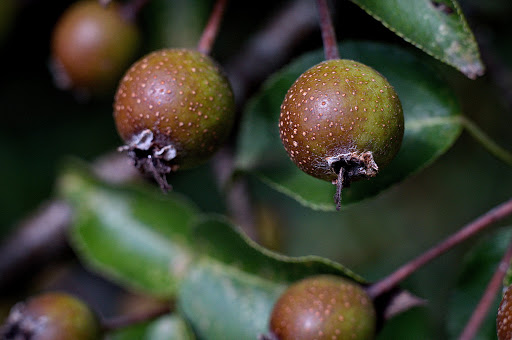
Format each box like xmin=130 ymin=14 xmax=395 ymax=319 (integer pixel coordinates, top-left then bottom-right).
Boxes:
xmin=197 ymin=0 xmax=229 ymax=55
xmin=315 ymin=0 xmax=339 ymax=60
xmin=458 ymin=236 xmax=512 ymax=340
xmin=366 ymin=197 xmax=512 ymax=299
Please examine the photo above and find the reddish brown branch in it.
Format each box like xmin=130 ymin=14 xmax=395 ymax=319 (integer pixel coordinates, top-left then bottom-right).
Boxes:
xmin=458 ymin=236 xmax=512 ymax=340
xmin=0 ymin=154 xmax=139 ymax=293
xmin=197 ymin=0 xmax=228 ymax=55
xmin=367 ymin=198 xmax=512 ymax=299
xmin=0 ymin=200 xmax=73 ymax=293
xmin=102 ymin=304 xmax=172 ymax=332
xmin=316 ymin=0 xmax=339 ymax=60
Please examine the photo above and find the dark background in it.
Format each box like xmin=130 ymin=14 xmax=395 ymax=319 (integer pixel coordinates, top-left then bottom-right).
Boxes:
xmin=1 ymin=0 xmax=512 ymax=338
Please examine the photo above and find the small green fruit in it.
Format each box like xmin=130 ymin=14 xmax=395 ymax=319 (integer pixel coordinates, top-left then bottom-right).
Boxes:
xmin=113 ymin=48 xmax=235 ymax=190
xmin=0 ymin=292 xmax=101 ymax=340
xmin=268 ymin=275 xmax=376 ymax=340
xmin=279 ymin=59 xmax=404 ymax=209
xmin=51 ymin=0 xmax=140 ymax=95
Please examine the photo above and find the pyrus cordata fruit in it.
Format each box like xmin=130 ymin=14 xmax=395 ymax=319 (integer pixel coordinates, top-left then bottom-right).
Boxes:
xmin=113 ymin=48 xmax=235 ymax=190
xmin=265 ymin=275 xmax=376 ymax=340
xmin=279 ymin=59 xmax=404 ymax=209
xmin=0 ymin=292 xmax=101 ymax=340
xmin=51 ymin=0 xmax=140 ymax=96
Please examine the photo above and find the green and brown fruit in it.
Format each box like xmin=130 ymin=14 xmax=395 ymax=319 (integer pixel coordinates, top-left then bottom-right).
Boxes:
xmin=279 ymin=59 xmax=404 ymax=209
xmin=268 ymin=275 xmax=376 ymax=340
xmin=113 ymin=48 xmax=235 ymax=190
xmin=0 ymin=292 xmax=101 ymax=340
xmin=497 ymin=285 xmax=512 ymax=340
xmin=51 ymin=0 xmax=140 ymax=95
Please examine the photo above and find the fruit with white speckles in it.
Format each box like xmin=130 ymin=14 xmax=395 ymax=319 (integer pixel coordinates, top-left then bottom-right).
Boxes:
xmin=279 ymin=59 xmax=404 ymax=209
xmin=51 ymin=0 xmax=140 ymax=95
xmin=267 ymin=275 xmax=376 ymax=340
xmin=497 ymin=285 xmax=512 ymax=340
xmin=113 ymin=48 xmax=235 ymax=190
xmin=0 ymin=292 xmax=101 ymax=340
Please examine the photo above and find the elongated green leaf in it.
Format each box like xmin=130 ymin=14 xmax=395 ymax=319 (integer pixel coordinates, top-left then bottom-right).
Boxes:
xmin=350 ymin=0 xmax=484 ymax=78
xmin=447 ymin=228 xmax=512 ymax=340
xmin=192 ymin=216 xmax=366 ymax=283
xmin=59 ymin=161 xmax=199 ymax=297
xmin=235 ymin=42 xmax=462 ymax=210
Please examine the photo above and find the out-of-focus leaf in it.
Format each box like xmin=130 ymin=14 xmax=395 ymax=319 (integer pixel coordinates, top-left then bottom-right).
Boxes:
xmin=447 ymin=227 xmax=512 ymax=340
xmin=59 ymin=161 xmax=199 ymax=297
xmin=107 ymin=315 xmax=195 ymax=340
xmin=59 ymin=163 xmax=420 ymax=338
xmin=350 ymin=0 xmax=484 ymax=78
xmin=235 ymin=41 xmax=462 ymax=210
xmin=178 ymin=260 xmax=285 ymax=340
xmin=179 ymin=216 xmax=365 ymax=340
xmin=180 ymin=217 xmax=420 ymax=339
xmin=191 ymin=216 xmax=366 ymax=283
xmin=107 ymin=322 xmax=149 ymax=340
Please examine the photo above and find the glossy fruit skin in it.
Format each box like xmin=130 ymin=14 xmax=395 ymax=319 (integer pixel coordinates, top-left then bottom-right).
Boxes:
xmin=269 ymin=275 xmax=376 ymax=340
xmin=51 ymin=0 xmax=139 ymax=93
xmin=1 ymin=292 xmax=101 ymax=340
xmin=497 ymin=285 xmax=512 ymax=340
xmin=113 ymin=48 xmax=235 ymax=171
xmin=279 ymin=59 xmax=404 ymax=183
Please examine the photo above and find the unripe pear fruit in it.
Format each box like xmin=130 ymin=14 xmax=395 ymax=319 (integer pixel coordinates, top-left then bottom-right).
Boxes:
xmin=268 ymin=275 xmax=376 ymax=340
xmin=113 ymin=48 xmax=235 ymax=190
xmin=497 ymin=285 xmax=512 ymax=340
xmin=51 ymin=0 xmax=140 ymax=95
xmin=279 ymin=59 xmax=404 ymax=209
xmin=0 ymin=292 xmax=101 ymax=340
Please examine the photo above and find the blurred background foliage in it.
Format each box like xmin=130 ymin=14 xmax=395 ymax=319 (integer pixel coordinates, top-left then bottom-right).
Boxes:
xmin=0 ymin=0 xmax=511 ymax=338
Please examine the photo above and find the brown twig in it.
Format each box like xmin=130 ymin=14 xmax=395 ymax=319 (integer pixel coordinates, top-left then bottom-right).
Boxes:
xmin=458 ymin=235 xmax=512 ymax=340
xmin=102 ymin=304 xmax=172 ymax=332
xmin=0 ymin=154 xmax=140 ymax=293
xmin=0 ymin=200 xmax=73 ymax=293
xmin=119 ymin=0 xmax=151 ymax=22
xmin=367 ymin=198 xmax=512 ymax=299
xmin=197 ymin=0 xmax=228 ymax=55
xmin=316 ymin=0 xmax=339 ymax=60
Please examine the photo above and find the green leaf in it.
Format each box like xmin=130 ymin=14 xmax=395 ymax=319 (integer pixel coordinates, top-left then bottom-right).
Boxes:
xmin=350 ymin=0 xmax=484 ymax=78
xmin=179 ymin=217 xmax=386 ymax=340
xmin=447 ymin=227 xmax=512 ymax=340
xmin=58 ymin=161 xmax=200 ymax=298
xmin=191 ymin=216 xmax=366 ymax=283
xmin=235 ymin=41 xmax=462 ymax=211
xmin=178 ymin=260 xmax=285 ymax=340
xmin=108 ymin=315 xmax=196 ymax=340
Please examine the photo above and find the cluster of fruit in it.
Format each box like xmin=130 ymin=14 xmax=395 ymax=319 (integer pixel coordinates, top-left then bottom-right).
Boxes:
xmin=2 ymin=0 xmax=408 ymax=339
